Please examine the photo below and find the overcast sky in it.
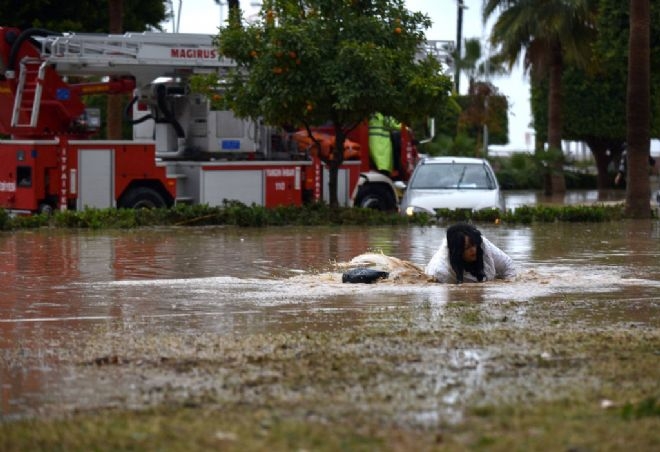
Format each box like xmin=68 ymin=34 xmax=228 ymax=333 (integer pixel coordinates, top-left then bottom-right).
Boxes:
xmin=175 ymin=0 xmax=535 ymax=151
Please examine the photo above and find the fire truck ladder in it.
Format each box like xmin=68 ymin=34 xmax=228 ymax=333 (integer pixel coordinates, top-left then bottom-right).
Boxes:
xmin=39 ymin=32 xmax=236 ymax=87
xmin=10 ymin=58 xmax=48 ymax=128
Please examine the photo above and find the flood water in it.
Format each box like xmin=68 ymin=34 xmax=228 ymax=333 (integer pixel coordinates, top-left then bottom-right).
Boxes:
xmin=1 ymin=190 xmax=659 ymax=420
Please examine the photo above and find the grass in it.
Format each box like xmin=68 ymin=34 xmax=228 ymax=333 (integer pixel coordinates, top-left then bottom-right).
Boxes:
xmin=1 ymin=299 xmax=658 ymax=451
xmin=3 ymin=397 xmax=658 ymax=451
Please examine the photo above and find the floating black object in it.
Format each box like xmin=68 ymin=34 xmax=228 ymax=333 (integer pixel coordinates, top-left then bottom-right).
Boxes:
xmin=342 ymin=267 xmax=389 ymax=284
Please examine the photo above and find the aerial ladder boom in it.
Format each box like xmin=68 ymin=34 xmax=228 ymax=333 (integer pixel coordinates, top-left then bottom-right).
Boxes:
xmin=40 ymin=31 xmax=235 ymax=87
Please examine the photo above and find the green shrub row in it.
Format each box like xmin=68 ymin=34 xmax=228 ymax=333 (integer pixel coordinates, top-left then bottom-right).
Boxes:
xmin=433 ymin=204 xmax=627 ymax=224
xmin=0 ymin=201 xmax=632 ymax=231
xmin=0 ymin=201 xmax=416 ymax=231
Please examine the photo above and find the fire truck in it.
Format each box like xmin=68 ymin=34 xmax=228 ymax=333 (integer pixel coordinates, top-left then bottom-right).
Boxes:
xmin=0 ymin=26 xmax=419 ymax=214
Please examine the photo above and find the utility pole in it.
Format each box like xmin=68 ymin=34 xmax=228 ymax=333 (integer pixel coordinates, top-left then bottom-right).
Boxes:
xmin=483 ymin=40 xmax=490 ymax=157
xmin=218 ymin=1 xmax=225 ymax=25
xmin=455 ymin=0 xmax=465 ymax=94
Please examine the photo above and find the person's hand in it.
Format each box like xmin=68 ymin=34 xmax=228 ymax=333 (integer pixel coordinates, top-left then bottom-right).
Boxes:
xmin=614 ymin=172 xmax=623 ymax=185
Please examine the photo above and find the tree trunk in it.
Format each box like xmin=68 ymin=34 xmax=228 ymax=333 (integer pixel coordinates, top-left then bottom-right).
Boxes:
xmin=625 ymin=0 xmax=651 ymax=218
xmin=226 ymin=0 xmax=241 ymax=25
xmin=546 ymin=43 xmax=566 ymax=194
xmin=107 ymin=0 xmax=124 ymax=140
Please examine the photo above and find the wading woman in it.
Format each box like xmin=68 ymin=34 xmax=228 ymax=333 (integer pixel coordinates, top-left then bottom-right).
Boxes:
xmin=425 ymin=223 xmax=517 ymax=284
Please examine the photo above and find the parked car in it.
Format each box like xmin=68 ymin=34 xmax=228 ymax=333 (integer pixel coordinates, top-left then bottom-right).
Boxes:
xmin=398 ymin=156 xmax=505 ymax=216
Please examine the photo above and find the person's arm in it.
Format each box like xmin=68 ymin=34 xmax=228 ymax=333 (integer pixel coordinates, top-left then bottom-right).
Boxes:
xmin=484 ymin=238 xmax=517 ymax=279
xmin=615 ymin=150 xmax=627 ymax=185
xmin=385 ymin=116 xmax=402 ymax=131
xmin=614 ymin=172 xmax=623 ymax=185
xmin=424 ymin=241 xmax=455 ymax=283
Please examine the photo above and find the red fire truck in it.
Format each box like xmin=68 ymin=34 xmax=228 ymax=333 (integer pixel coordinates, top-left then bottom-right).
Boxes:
xmin=0 ymin=26 xmax=419 ymax=214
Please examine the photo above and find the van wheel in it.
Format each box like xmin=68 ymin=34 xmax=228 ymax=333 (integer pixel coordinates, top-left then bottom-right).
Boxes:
xmin=119 ymin=187 xmax=166 ymax=209
xmin=355 ymin=185 xmax=396 ymax=211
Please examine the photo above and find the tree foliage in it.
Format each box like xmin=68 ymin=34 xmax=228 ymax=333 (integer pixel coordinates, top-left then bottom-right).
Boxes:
xmin=533 ymin=0 xmax=660 ymax=141
xmin=216 ymin=0 xmax=452 ymax=206
xmin=530 ymin=0 xmax=660 ymax=190
xmin=0 ymin=0 xmax=166 ymax=32
xmin=457 ymin=83 xmax=508 ymax=151
xmin=218 ymin=0 xmax=450 ymax=128
xmin=485 ymin=0 xmax=598 ymax=194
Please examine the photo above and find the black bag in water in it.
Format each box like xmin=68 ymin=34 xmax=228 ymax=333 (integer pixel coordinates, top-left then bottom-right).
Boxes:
xmin=342 ymin=267 xmax=389 ymax=284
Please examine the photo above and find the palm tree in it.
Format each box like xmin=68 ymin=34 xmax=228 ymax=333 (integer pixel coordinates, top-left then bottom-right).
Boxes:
xmin=483 ymin=0 xmax=597 ymax=194
xmin=625 ymin=0 xmax=652 ymax=218
xmin=456 ymin=37 xmax=507 ymax=94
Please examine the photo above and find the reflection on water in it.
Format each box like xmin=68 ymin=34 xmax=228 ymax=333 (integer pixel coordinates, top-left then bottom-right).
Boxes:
xmin=1 ymin=203 xmax=659 ymax=419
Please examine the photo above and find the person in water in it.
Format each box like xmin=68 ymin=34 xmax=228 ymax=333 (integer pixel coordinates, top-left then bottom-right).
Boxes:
xmin=425 ymin=223 xmax=517 ymax=284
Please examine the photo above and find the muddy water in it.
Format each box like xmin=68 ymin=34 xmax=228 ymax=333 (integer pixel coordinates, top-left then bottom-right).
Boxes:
xmin=1 ymin=196 xmax=659 ymax=420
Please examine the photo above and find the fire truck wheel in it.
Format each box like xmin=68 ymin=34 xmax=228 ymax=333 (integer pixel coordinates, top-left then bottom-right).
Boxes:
xmin=119 ymin=187 xmax=167 ymax=209
xmin=355 ymin=185 xmax=396 ymax=211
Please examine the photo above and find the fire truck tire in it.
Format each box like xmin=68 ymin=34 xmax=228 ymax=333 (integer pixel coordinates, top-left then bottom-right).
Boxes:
xmin=119 ymin=187 xmax=167 ymax=209
xmin=355 ymin=184 xmax=397 ymax=211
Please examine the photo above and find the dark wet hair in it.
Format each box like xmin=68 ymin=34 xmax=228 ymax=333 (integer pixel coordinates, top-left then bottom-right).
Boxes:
xmin=446 ymin=223 xmax=485 ymax=283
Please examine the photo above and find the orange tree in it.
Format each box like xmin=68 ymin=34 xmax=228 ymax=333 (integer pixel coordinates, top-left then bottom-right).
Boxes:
xmin=216 ymin=0 xmax=452 ymax=208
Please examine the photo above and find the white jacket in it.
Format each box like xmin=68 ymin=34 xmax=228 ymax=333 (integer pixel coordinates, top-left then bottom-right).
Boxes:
xmin=425 ymin=236 xmax=517 ymax=283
